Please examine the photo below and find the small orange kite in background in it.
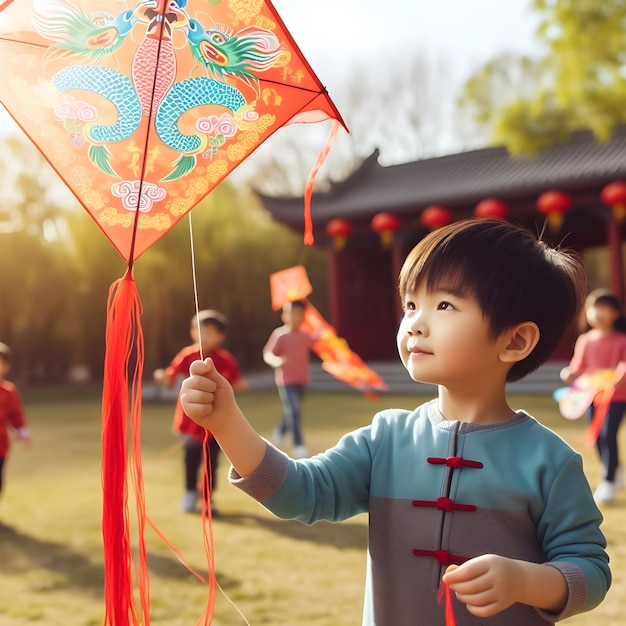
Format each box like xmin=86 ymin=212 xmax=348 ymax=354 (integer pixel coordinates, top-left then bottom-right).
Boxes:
xmin=270 ymin=265 xmax=313 ymax=310
xmin=270 ymin=265 xmax=388 ymax=396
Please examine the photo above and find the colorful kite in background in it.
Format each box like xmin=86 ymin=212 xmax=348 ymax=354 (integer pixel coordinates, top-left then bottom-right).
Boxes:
xmin=553 ymin=369 xmax=616 ymax=445
xmin=270 ymin=265 xmax=388 ymax=397
xmin=0 ymin=1 xmax=346 ymax=623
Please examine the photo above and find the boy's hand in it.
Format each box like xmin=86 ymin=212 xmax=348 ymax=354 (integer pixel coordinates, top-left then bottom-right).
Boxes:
xmin=443 ymin=554 xmax=567 ymax=617
xmin=442 ymin=554 xmax=521 ymax=617
xmin=16 ymin=427 xmax=32 ymax=451
xmin=180 ymin=358 xmax=237 ymax=430
xmin=153 ymin=368 xmax=169 ymax=386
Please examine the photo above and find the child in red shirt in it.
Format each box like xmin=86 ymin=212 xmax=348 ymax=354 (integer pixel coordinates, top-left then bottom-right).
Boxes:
xmin=154 ymin=311 xmax=246 ymax=515
xmin=0 ymin=342 xmax=31 ymax=501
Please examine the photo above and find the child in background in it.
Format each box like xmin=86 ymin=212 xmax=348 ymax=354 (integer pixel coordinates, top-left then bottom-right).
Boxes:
xmin=153 ymin=310 xmax=246 ymax=516
xmin=0 ymin=342 xmax=31 ymax=502
xmin=560 ymin=288 xmax=626 ymax=504
xmin=263 ymin=300 xmax=313 ymax=458
xmin=180 ymin=220 xmax=610 ymax=625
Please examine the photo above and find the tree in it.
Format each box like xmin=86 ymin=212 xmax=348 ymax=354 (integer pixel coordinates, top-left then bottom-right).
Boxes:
xmin=461 ymin=0 xmax=626 ymax=154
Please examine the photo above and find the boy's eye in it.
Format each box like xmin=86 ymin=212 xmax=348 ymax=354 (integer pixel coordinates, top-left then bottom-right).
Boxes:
xmin=437 ymin=301 xmax=454 ymax=311
xmin=404 ymin=300 xmax=416 ymax=311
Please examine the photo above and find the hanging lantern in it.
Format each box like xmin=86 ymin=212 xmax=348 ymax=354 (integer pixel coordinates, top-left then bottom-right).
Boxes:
xmin=420 ymin=205 xmax=453 ymax=231
xmin=600 ymin=181 xmax=626 ymax=221
xmin=536 ymin=190 xmax=572 ymax=233
xmin=325 ymin=218 xmax=353 ymax=250
xmin=371 ymin=212 xmax=401 ymax=247
xmin=474 ymin=198 xmax=508 ymax=219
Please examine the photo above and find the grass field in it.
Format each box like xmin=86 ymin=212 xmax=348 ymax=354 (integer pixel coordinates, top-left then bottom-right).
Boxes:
xmin=0 ymin=387 xmax=624 ymax=625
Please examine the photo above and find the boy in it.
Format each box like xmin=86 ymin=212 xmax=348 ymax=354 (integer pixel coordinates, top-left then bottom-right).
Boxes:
xmin=0 ymin=342 xmax=31 ymax=501
xmin=263 ymin=300 xmax=313 ymax=458
xmin=179 ymin=220 xmax=610 ymax=625
xmin=153 ymin=310 xmax=246 ymax=516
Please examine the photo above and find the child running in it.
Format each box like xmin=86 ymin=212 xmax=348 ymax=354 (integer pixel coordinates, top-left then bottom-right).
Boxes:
xmin=560 ymin=288 xmax=626 ymax=504
xmin=180 ymin=219 xmax=610 ymax=625
xmin=154 ymin=310 xmax=246 ymax=516
xmin=0 ymin=342 xmax=31 ymax=504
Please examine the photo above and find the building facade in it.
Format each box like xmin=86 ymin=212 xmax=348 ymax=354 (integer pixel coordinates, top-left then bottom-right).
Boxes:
xmin=259 ymin=128 xmax=626 ymax=362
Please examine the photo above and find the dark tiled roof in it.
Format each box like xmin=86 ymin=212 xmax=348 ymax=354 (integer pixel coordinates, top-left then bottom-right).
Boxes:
xmin=258 ymin=127 xmax=626 ymax=229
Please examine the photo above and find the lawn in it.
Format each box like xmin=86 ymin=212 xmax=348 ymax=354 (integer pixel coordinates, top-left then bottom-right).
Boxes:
xmin=0 ymin=387 xmax=624 ymax=625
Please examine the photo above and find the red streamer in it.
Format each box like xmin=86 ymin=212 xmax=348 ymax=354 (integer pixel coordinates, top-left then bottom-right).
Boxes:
xmin=303 ymin=120 xmax=340 ymax=245
xmin=101 ymin=270 xmax=149 ymax=626
xmin=586 ymin=386 xmax=616 ymax=446
xmin=437 ymin=580 xmax=457 ymax=626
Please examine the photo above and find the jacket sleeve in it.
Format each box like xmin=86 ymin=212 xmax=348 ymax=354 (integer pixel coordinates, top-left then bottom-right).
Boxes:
xmin=535 ymin=452 xmax=611 ymax=621
xmin=230 ymin=418 xmax=385 ymax=524
xmin=7 ymin=386 xmax=26 ymax=431
xmin=567 ymin=333 xmax=589 ymax=378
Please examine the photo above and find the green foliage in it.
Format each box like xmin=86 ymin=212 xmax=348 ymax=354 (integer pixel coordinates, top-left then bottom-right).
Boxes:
xmin=461 ymin=0 xmax=626 ymax=154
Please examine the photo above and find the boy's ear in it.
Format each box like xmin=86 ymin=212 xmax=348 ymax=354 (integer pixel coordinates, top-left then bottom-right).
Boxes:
xmin=499 ymin=322 xmax=540 ymax=364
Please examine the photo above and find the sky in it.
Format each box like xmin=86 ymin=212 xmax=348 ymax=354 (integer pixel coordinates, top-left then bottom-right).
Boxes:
xmin=271 ymin=0 xmax=540 ymax=86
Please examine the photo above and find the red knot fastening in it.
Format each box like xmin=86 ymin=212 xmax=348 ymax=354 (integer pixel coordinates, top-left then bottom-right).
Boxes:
xmin=428 ymin=456 xmax=483 ymax=469
xmin=412 ymin=548 xmax=467 ymax=565
xmin=412 ymin=497 xmax=476 ymax=512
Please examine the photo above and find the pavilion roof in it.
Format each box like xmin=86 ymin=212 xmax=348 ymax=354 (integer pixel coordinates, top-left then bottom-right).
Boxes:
xmin=257 ymin=126 xmax=626 ymax=230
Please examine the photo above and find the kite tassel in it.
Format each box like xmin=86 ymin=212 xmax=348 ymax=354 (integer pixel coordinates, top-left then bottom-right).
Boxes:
xmin=303 ymin=120 xmax=341 ymax=245
xmin=102 ymin=269 xmax=149 ymax=626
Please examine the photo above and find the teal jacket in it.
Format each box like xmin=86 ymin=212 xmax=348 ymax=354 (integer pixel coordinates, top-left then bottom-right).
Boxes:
xmin=231 ymin=400 xmax=611 ymax=625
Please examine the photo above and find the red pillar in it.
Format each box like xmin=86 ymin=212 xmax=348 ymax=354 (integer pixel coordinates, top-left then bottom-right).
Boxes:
xmin=327 ymin=249 xmax=340 ymax=328
xmin=607 ymin=217 xmax=624 ymax=302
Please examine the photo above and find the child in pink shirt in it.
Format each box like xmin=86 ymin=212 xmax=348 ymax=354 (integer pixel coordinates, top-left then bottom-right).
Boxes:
xmin=263 ymin=300 xmax=313 ymax=458
xmin=561 ymin=289 xmax=626 ymax=503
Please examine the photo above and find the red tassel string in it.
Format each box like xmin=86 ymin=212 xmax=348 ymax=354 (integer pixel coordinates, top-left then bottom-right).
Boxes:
xmin=196 ymin=430 xmax=217 ymax=625
xmin=303 ymin=119 xmax=340 ymax=245
xmin=102 ymin=270 xmax=149 ymax=626
xmin=586 ymin=386 xmax=616 ymax=446
xmin=437 ymin=580 xmax=457 ymax=626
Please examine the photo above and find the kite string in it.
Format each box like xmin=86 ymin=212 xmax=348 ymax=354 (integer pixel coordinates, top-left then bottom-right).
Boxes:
xmin=187 ymin=212 xmax=252 ymax=626
xmin=188 ymin=212 xmax=203 ymax=360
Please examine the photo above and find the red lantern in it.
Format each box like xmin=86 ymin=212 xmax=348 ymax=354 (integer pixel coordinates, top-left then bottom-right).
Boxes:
xmin=600 ymin=181 xmax=626 ymax=221
xmin=371 ymin=212 xmax=401 ymax=247
xmin=420 ymin=205 xmax=453 ymax=231
xmin=325 ymin=218 xmax=353 ymax=250
xmin=474 ymin=198 xmax=508 ymax=219
xmin=536 ymin=190 xmax=572 ymax=233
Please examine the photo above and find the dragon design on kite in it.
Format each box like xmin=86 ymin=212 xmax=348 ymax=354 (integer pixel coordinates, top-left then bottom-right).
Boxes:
xmin=33 ymin=0 xmax=286 ymax=182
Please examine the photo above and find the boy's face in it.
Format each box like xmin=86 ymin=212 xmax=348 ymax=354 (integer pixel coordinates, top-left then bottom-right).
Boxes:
xmin=282 ymin=305 xmax=305 ymax=329
xmin=397 ymin=283 xmax=508 ymax=388
xmin=190 ymin=324 xmax=225 ymax=353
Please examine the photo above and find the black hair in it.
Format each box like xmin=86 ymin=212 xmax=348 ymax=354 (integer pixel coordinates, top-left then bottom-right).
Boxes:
xmin=586 ymin=289 xmax=626 ymax=333
xmin=193 ymin=309 xmax=228 ymax=334
xmin=398 ymin=219 xmax=587 ymax=382
xmin=284 ymin=300 xmax=306 ymax=311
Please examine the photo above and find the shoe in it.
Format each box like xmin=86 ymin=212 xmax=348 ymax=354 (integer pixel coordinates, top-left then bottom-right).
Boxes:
xmin=181 ymin=490 xmax=198 ymax=513
xmin=271 ymin=427 xmax=286 ymax=447
xmin=293 ymin=445 xmax=309 ymax=459
xmin=594 ymin=480 xmax=616 ymax=504
xmin=615 ymin=466 xmax=624 ymax=491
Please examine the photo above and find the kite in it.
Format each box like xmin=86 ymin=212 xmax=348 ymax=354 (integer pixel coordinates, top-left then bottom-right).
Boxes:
xmin=269 ymin=265 xmax=388 ymax=397
xmin=0 ymin=1 xmax=347 ymax=623
xmin=553 ymin=369 xmax=616 ymax=446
